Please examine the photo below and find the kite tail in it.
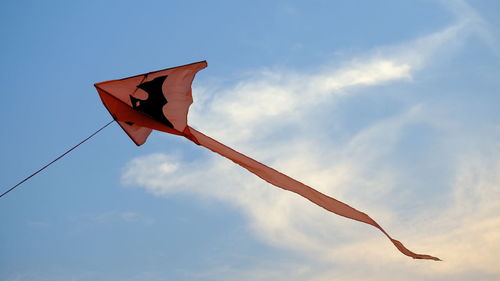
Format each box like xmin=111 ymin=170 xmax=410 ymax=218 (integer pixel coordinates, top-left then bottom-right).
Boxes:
xmin=183 ymin=126 xmax=440 ymax=261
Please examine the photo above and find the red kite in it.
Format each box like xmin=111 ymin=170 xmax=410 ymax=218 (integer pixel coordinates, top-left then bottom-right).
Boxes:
xmin=94 ymin=61 xmax=440 ymax=260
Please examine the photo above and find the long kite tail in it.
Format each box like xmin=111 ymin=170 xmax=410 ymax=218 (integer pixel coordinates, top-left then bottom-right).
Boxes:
xmin=183 ymin=126 xmax=440 ymax=261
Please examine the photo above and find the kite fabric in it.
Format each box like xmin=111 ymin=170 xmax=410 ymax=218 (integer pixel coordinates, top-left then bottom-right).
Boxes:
xmin=94 ymin=61 xmax=440 ymax=261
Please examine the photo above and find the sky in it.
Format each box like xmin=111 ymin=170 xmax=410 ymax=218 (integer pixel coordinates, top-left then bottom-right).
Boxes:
xmin=1 ymin=0 xmax=499 ymax=280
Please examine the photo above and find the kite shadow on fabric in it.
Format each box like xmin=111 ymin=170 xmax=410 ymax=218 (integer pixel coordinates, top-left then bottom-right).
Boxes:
xmin=94 ymin=61 xmax=440 ymax=261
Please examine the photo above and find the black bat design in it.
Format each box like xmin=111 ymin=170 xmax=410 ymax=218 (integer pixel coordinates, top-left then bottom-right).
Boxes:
xmin=130 ymin=75 xmax=174 ymax=128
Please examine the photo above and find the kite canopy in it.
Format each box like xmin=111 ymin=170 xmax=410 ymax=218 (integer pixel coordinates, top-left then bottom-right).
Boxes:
xmin=95 ymin=61 xmax=207 ymax=145
xmin=94 ymin=61 xmax=440 ymax=261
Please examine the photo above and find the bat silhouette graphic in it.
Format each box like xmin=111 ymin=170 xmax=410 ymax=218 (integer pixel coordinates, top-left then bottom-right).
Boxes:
xmin=130 ymin=75 xmax=174 ymax=128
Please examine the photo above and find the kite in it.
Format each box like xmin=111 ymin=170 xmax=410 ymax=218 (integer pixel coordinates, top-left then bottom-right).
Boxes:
xmin=94 ymin=60 xmax=440 ymax=261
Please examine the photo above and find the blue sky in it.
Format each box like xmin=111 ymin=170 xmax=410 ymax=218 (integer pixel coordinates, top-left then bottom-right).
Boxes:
xmin=1 ymin=0 xmax=499 ymax=280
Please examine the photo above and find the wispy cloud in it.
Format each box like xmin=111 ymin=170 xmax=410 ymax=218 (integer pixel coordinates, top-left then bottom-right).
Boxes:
xmin=27 ymin=220 xmax=50 ymax=228
xmin=93 ymin=210 xmax=155 ymax=225
xmin=188 ymin=14 xmax=476 ymax=147
xmin=441 ymin=0 xmax=500 ymax=58
xmin=67 ymin=210 xmax=156 ymax=229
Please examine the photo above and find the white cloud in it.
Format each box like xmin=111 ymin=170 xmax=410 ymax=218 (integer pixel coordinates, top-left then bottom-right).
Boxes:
xmin=121 ymin=3 xmax=500 ymax=281
xmin=188 ymin=14 xmax=477 ymax=146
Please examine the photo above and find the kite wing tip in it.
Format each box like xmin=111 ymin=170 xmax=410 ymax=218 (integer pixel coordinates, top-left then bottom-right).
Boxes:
xmin=198 ymin=60 xmax=208 ymax=69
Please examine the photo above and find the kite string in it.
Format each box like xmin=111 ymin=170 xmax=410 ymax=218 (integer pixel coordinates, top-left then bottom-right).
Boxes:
xmin=0 ymin=120 xmax=115 ymax=199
